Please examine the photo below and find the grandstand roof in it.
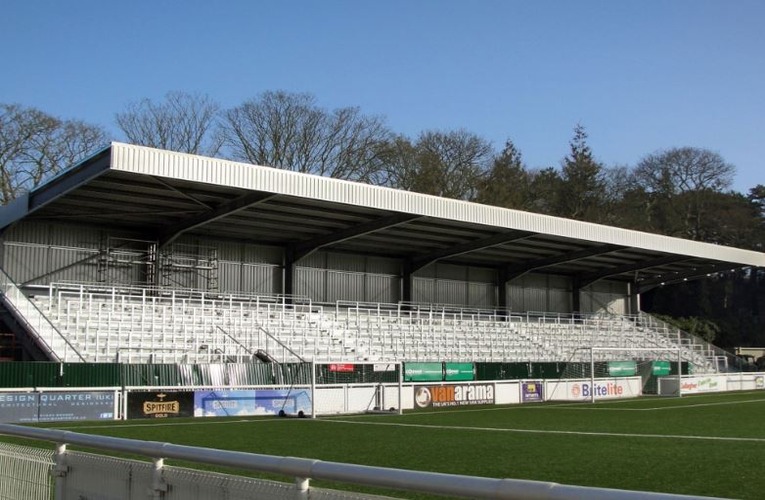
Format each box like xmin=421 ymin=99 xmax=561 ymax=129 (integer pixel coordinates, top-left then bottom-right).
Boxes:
xmin=1 ymin=142 xmax=763 ymax=291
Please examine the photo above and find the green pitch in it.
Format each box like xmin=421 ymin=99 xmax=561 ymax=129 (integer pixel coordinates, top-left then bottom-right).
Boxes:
xmin=24 ymin=391 xmax=765 ymax=499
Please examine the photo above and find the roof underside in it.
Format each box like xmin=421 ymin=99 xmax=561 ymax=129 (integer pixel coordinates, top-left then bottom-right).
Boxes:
xmin=7 ymin=143 xmax=764 ymax=292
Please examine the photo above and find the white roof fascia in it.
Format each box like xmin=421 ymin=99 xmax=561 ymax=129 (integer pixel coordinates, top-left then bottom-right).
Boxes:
xmin=109 ymin=142 xmax=765 ymax=268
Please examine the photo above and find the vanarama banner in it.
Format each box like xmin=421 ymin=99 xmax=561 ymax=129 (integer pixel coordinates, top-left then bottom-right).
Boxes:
xmin=414 ymin=383 xmax=495 ymax=409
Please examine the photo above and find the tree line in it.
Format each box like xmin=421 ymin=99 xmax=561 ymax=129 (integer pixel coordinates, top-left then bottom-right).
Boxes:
xmin=1 ymin=91 xmax=763 ymax=347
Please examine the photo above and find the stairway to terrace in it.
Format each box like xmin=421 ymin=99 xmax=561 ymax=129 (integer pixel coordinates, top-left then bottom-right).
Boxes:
xmin=16 ymin=283 xmax=725 ymax=371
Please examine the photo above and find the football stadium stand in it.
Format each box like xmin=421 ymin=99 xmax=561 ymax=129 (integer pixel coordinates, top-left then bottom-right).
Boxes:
xmin=0 ymin=142 xmax=762 ymax=371
xmin=1 ymin=143 xmax=764 ymax=500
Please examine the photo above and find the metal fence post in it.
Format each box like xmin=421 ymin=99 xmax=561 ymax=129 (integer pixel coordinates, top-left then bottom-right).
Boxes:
xmin=150 ymin=457 xmax=167 ymax=499
xmin=295 ymin=476 xmax=310 ymax=499
xmin=52 ymin=443 xmax=68 ymax=500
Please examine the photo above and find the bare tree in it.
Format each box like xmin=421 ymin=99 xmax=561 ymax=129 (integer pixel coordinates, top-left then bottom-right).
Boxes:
xmin=633 ymin=147 xmax=736 ymax=239
xmin=634 ymin=147 xmax=735 ymax=195
xmin=115 ymin=91 xmax=223 ymax=156
xmin=376 ymin=135 xmax=419 ymax=189
xmin=380 ymin=129 xmax=492 ymax=200
xmin=0 ymin=104 xmax=108 ymax=205
xmin=221 ymin=91 xmax=391 ymax=182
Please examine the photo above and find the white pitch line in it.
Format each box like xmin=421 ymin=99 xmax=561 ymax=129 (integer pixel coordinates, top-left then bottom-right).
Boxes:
xmin=324 ymin=419 xmax=765 ymax=443
xmin=583 ymin=397 xmax=765 ymax=411
xmin=54 ymin=418 xmax=281 ymax=431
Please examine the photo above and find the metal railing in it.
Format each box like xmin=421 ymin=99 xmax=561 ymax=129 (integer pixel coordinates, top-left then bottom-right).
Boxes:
xmin=0 ymin=270 xmax=85 ymax=362
xmin=0 ymin=423 xmax=713 ymax=500
xmin=14 ymin=281 xmax=741 ymax=371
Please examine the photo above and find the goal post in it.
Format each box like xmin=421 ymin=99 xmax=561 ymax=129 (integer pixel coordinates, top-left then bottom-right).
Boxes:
xmin=547 ymin=347 xmax=684 ymax=403
xmin=309 ymin=361 xmax=403 ymax=417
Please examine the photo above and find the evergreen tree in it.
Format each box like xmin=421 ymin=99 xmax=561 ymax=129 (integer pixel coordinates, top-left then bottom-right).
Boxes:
xmin=475 ymin=140 xmax=532 ymax=210
xmin=557 ymin=124 xmax=607 ymax=221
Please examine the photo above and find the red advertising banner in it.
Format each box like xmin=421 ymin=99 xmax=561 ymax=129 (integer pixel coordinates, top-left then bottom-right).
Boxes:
xmin=329 ymin=364 xmax=355 ymax=373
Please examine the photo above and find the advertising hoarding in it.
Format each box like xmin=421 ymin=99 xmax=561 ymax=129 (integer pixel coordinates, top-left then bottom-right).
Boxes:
xmin=444 ymin=362 xmax=474 ymax=381
xmin=608 ymin=361 xmax=637 ymax=377
xmin=38 ymin=391 xmax=116 ymax=422
xmin=0 ymin=391 xmax=116 ymax=423
xmin=127 ymin=391 xmax=195 ymax=419
xmin=0 ymin=392 xmax=38 ymax=423
xmin=404 ymin=362 xmax=443 ymax=382
xmin=652 ymin=361 xmax=671 ymax=376
xmin=194 ymin=389 xmax=312 ymax=417
xmin=521 ymin=381 xmax=544 ymax=403
xmin=413 ymin=383 xmax=495 ymax=409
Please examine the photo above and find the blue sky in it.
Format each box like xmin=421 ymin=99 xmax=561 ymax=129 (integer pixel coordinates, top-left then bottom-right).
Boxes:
xmin=3 ymin=0 xmax=763 ymax=193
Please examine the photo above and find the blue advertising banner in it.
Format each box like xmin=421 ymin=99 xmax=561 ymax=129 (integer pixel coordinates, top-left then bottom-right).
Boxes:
xmin=194 ymin=389 xmax=312 ymax=417
xmin=38 ymin=391 xmax=116 ymax=422
xmin=0 ymin=391 xmax=116 ymax=423
xmin=521 ymin=381 xmax=544 ymax=403
xmin=0 ymin=392 xmax=39 ymax=423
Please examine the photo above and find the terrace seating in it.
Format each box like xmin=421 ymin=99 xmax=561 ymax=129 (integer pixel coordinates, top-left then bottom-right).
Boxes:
xmin=20 ymin=283 xmax=719 ymax=372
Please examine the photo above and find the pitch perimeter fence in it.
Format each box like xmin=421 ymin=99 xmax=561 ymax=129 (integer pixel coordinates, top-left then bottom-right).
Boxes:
xmin=0 ymin=423 xmax=714 ymax=500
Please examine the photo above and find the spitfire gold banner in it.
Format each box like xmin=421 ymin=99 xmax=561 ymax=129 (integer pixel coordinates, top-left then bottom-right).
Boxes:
xmin=128 ymin=391 xmax=194 ymax=419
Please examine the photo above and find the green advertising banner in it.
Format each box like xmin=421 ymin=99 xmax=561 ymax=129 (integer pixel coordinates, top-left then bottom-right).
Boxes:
xmin=652 ymin=360 xmax=671 ymax=376
xmin=444 ymin=362 xmax=474 ymax=381
xmin=608 ymin=361 xmax=637 ymax=377
xmin=404 ymin=362 xmax=443 ymax=382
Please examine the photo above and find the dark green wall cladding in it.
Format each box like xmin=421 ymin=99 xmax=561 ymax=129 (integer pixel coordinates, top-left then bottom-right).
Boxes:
xmin=0 ymin=360 xmax=681 ymax=388
xmin=0 ymin=362 xmax=60 ymax=387
xmin=474 ymin=362 xmax=575 ymax=381
xmin=0 ymin=362 xmax=312 ymax=388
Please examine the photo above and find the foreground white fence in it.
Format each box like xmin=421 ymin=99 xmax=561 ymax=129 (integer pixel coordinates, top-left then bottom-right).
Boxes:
xmin=0 ymin=424 xmax=714 ymax=500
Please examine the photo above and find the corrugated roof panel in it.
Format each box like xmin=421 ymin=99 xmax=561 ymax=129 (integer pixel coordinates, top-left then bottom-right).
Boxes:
xmin=108 ymin=142 xmax=765 ymax=268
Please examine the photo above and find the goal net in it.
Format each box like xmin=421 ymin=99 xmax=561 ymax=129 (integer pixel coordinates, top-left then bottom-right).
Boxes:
xmin=274 ymin=361 xmax=404 ymax=418
xmin=312 ymin=361 xmax=403 ymax=417
xmin=546 ymin=347 xmax=684 ymax=402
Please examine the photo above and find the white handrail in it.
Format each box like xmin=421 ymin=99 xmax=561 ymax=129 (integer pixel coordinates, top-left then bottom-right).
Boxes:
xmin=0 ymin=270 xmax=85 ymax=362
xmin=0 ymin=424 xmax=712 ymax=500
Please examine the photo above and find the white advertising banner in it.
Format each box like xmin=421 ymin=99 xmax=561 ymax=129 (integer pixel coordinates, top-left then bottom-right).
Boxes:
xmin=676 ymin=375 xmax=728 ymax=394
xmin=545 ymin=377 xmax=642 ymax=401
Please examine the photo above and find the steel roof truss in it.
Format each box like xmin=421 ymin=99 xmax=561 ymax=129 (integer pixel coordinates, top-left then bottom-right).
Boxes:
xmin=408 ymin=230 xmax=537 ymax=273
xmin=156 ymin=192 xmax=278 ymax=249
xmin=289 ymin=213 xmax=423 ymax=262
xmin=504 ymin=244 xmax=629 ymax=281
xmin=576 ymin=254 xmax=691 ymax=288
xmin=636 ymin=262 xmax=740 ymax=293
